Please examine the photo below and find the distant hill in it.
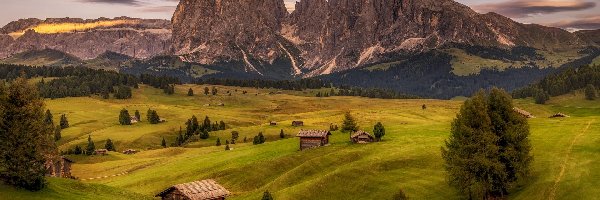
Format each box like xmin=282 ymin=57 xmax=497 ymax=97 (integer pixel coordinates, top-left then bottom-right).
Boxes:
xmin=1 ymin=48 xmax=82 ymax=67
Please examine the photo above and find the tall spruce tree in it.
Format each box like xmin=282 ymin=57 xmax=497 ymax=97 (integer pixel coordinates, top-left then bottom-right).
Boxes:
xmin=119 ymin=109 xmax=132 ymax=125
xmin=442 ymin=89 xmax=532 ymax=199
xmin=59 ymin=114 xmax=69 ymax=129
xmin=216 ymin=138 xmax=222 ymax=146
xmin=54 ymin=125 xmax=62 ymax=141
xmin=0 ymin=78 xmax=55 ymax=191
xmin=44 ymin=109 xmax=54 ymax=126
xmin=280 ymin=129 xmax=285 ymax=138
xmin=341 ymin=111 xmax=358 ymax=133
xmin=105 ymin=139 xmax=115 ymax=151
xmin=585 ymin=84 xmax=597 ymax=100
xmin=188 ymin=88 xmax=194 ymax=96
xmin=373 ymin=122 xmax=385 ymax=141
xmin=161 ymin=137 xmax=167 ymax=148
xmin=134 ymin=110 xmax=141 ymax=122
xmin=262 ymin=190 xmax=274 ymax=200
xmin=86 ymin=135 xmax=95 ymax=155
xmin=203 ymin=116 xmax=211 ymax=131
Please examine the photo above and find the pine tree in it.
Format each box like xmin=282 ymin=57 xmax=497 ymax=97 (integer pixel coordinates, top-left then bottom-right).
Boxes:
xmin=373 ymin=122 xmax=385 ymax=141
xmin=188 ymin=88 xmax=194 ymax=96
xmin=86 ymin=135 xmax=95 ymax=155
xmin=204 ymin=87 xmax=210 ymax=95
xmin=44 ymin=109 xmax=54 ymax=126
xmin=54 ymin=125 xmax=62 ymax=141
xmin=119 ymin=109 xmax=132 ymax=125
xmin=441 ymin=89 xmax=532 ymax=199
xmin=105 ymin=139 xmax=115 ymax=151
xmin=341 ymin=111 xmax=358 ymax=133
xmin=161 ymin=137 xmax=167 ymax=148
xmin=200 ymin=130 xmax=210 ymax=139
xmin=0 ymin=78 xmax=55 ymax=191
xmin=60 ymin=114 xmax=69 ymax=129
xmin=134 ymin=110 xmax=141 ymax=122
xmin=177 ymin=131 xmax=184 ymax=146
xmin=422 ymin=104 xmax=427 ymax=110
xmin=219 ymin=121 xmax=226 ymax=130
xmin=225 ymin=140 xmax=230 ymax=151
xmin=203 ymin=116 xmax=211 ymax=131
xmin=258 ymin=132 xmax=266 ymax=144
xmin=279 ymin=129 xmax=285 ymax=138
xmin=216 ymin=138 xmax=222 ymax=146
xmin=585 ymin=84 xmax=597 ymax=100
xmin=231 ymin=131 xmax=239 ymax=144
xmin=262 ymin=190 xmax=274 ymax=200
xmin=74 ymin=145 xmax=83 ymax=155
xmin=211 ymin=86 xmax=218 ymax=95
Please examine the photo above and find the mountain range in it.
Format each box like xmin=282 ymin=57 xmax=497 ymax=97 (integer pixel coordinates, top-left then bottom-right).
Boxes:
xmin=1 ymin=0 xmax=599 ymax=98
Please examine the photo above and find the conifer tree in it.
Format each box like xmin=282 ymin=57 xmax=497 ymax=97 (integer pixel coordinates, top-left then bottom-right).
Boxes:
xmin=280 ymin=129 xmax=285 ymax=138
xmin=258 ymin=132 xmax=266 ymax=144
xmin=211 ymin=86 xmax=218 ymax=95
xmin=161 ymin=137 xmax=167 ymax=148
xmin=441 ymin=89 xmax=532 ymax=199
xmin=225 ymin=140 xmax=230 ymax=151
xmin=204 ymin=87 xmax=210 ymax=95
xmin=216 ymin=138 xmax=222 ymax=146
xmin=231 ymin=131 xmax=239 ymax=144
xmin=341 ymin=111 xmax=358 ymax=133
xmin=219 ymin=121 xmax=226 ymax=130
xmin=534 ymin=89 xmax=550 ymax=104
xmin=203 ymin=116 xmax=211 ymax=131
xmin=422 ymin=104 xmax=427 ymax=110
xmin=54 ymin=125 xmax=62 ymax=141
xmin=373 ymin=122 xmax=385 ymax=141
xmin=134 ymin=110 xmax=141 ymax=122
xmin=119 ymin=109 xmax=132 ymax=125
xmin=60 ymin=114 xmax=69 ymax=129
xmin=44 ymin=109 xmax=54 ymax=126
xmin=200 ymin=130 xmax=210 ymax=139
xmin=585 ymin=84 xmax=597 ymax=100
xmin=74 ymin=145 xmax=83 ymax=155
xmin=0 ymin=78 xmax=55 ymax=191
xmin=188 ymin=88 xmax=194 ymax=96
xmin=105 ymin=139 xmax=115 ymax=151
xmin=262 ymin=190 xmax=274 ymax=200
xmin=86 ymin=135 xmax=95 ymax=155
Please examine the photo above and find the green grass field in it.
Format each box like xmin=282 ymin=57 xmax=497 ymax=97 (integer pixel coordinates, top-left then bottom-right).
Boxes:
xmin=1 ymin=85 xmax=599 ymax=199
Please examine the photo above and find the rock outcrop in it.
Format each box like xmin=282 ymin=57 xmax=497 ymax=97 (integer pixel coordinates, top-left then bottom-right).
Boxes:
xmin=171 ymin=0 xmax=592 ymax=76
xmin=0 ymin=17 xmax=171 ymax=60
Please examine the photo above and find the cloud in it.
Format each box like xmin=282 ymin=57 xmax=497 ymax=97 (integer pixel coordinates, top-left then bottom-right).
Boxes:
xmin=548 ymin=15 xmax=600 ymax=30
xmin=474 ymin=0 xmax=596 ymax=18
xmin=77 ymin=0 xmax=141 ymax=6
xmin=140 ymin=6 xmax=177 ymax=13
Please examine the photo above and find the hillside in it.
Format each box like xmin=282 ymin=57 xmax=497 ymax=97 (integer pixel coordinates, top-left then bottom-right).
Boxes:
xmin=1 ymin=48 xmax=83 ymax=67
xmin=2 ymin=83 xmax=598 ymax=199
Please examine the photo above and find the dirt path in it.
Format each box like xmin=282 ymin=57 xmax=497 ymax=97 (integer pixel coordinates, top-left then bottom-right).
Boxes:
xmin=548 ymin=120 xmax=594 ymax=200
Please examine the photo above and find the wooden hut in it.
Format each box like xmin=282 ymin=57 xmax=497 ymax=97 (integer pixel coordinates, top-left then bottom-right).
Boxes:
xmin=296 ymin=130 xmax=331 ymax=150
xmin=270 ymin=121 xmax=277 ymax=126
xmin=156 ymin=179 xmax=230 ymax=200
xmin=45 ymin=156 xmax=74 ymax=178
xmin=122 ymin=149 xmax=138 ymax=155
xmin=95 ymin=149 xmax=108 ymax=156
xmin=130 ymin=116 xmax=139 ymax=124
xmin=513 ymin=107 xmax=534 ymax=118
xmin=351 ymin=130 xmax=375 ymax=143
xmin=292 ymin=121 xmax=304 ymax=127
xmin=550 ymin=113 xmax=570 ymax=118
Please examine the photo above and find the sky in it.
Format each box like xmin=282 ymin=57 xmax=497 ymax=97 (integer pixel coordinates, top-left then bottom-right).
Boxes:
xmin=0 ymin=0 xmax=598 ymax=31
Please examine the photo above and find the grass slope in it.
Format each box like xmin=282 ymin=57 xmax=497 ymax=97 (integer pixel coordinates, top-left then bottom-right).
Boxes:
xmin=1 ymin=84 xmax=599 ymax=199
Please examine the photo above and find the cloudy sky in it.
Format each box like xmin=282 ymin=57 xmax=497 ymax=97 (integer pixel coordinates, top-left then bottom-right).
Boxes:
xmin=0 ymin=0 xmax=598 ymax=31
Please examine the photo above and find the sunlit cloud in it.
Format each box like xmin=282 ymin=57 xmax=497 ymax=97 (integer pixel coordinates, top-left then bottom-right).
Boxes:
xmin=474 ymin=0 xmax=596 ymax=18
xmin=548 ymin=15 xmax=600 ymax=31
xmin=77 ymin=0 xmax=141 ymax=6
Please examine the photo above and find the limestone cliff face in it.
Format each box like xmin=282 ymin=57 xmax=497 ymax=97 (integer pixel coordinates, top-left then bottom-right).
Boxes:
xmin=0 ymin=17 xmax=171 ymax=60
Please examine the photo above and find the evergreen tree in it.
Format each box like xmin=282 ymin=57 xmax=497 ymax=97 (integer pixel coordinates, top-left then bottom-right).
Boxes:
xmin=203 ymin=116 xmax=211 ymax=131
xmin=280 ymin=129 xmax=285 ymax=138
xmin=44 ymin=109 xmax=54 ymax=126
xmin=54 ymin=125 xmax=62 ymax=141
xmin=0 ymin=78 xmax=55 ymax=191
xmin=211 ymin=86 xmax=218 ymax=95
xmin=216 ymin=138 xmax=222 ymax=146
xmin=101 ymin=91 xmax=110 ymax=99
xmin=262 ymin=190 xmax=274 ymax=200
xmin=177 ymin=131 xmax=184 ymax=146
xmin=422 ymin=104 xmax=427 ymax=110
xmin=188 ymin=88 xmax=194 ymax=96
xmin=441 ymin=89 xmax=532 ymax=199
xmin=225 ymin=140 xmax=230 ymax=151
xmin=534 ymin=89 xmax=550 ymax=104
xmin=200 ymin=130 xmax=210 ymax=139
xmin=119 ymin=109 xmax=132 ymax=125
xmin=86 ymin=135 xmax=95 ymax=155
xmin=341 ymin=111 xmax=358 ymax=133
xmin=105 ymin=139 xmax=115 ymax=151
xmin=219 ymin=121 xmax=226 ymax=130
xmin=231 ymin=131 xmax=239 ymax=144
xmin=373 ymin=122 xmax=385 ymax=141
xmin=204 ymin=87 xmax=210 ymax=95
xmin=243 ymin=136 xmax=247 ymax=143
xmin=60 ymin=114 xmax=69 ymax=129
xmin=134 ymin=110 xmax=141 ymax=122
xmin=585 ymin=84 xmax=597 ymax=100
xmin=258 ymin=132 xmax=266 ymax=144
xmin=147 ymin=109 xmax=161 ymax=124
xmin=161 ymin=137 xmax=167 ymax=148
xmin=253 ymin=136 xmax=260 ymax=145
xmin=74 ymin=145 xmax=83 ymax=155
xmin=114 ymin=85 xmax=132 ymax=99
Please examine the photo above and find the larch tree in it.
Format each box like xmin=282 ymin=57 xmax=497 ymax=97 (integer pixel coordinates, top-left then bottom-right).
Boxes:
xmin=188 ymin=88 xmax=194 ymax=96
xmin=86 ymin=135 xmax=95 ymax=155
xmin=373 ymin=122 xmax=385 ymax=141
xmin=105 ymin=139 xmax=116 ymax=151
xmin=134 ymin=110 xmax=141 ymax=122
xmin=59 ymin=114 xmax=69 ymax=129
xmin=161 ymin=137 xmax=167 ymax=148
xmin=585 ymin=84 xmax=597 ymax=100
xmin=0 ymin=78 xmax=56 ymax=191
xmin=341 ymin=111 xmax=358 ymax=133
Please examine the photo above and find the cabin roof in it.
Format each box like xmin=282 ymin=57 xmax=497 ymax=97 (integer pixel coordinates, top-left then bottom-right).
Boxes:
xmin=61 ymin=156 xmax=74 ymax=163
xmin=156 ymin=179 xmax=230 ymax=200
xmin=296 ymin=130 xmax=331 ymax=138
xmin=351 ymin=130 xmax=374 ymax=139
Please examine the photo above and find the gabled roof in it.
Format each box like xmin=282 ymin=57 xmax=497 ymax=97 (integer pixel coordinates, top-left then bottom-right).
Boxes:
xmin=296 ymin=130 xmax=331 ymax=138
xmin=351 ymin=130 xmax=374 ymax=139
xmin=156 ymin=179 xmax=230 ymax=200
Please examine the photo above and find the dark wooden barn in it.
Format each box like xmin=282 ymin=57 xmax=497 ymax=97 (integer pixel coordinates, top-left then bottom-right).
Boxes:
xmin=45 ymin=156 xmax=74 ymax=178
xmin=351 ymin=130 xmax=375 ymax=143
xmin=296 ymin=130 xmax=331 ymax=150
xmin=156 ymin=179 xmax=231 ymax=200
xmin=292 ymin=121 xmax=304 ymax=126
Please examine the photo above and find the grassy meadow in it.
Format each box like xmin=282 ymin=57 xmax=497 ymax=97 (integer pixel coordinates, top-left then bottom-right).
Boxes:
xmin=1 ymin=84 xmax=599 ymax=200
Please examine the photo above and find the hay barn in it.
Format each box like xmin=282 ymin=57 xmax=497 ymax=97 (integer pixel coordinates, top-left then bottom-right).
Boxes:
xmin=156 ymin=179 xmax=230 ymax=200
xmin=296 ymin=130 xmax=331 ymax=150
xmin=351 ymin=130 xmax=375 ymax=143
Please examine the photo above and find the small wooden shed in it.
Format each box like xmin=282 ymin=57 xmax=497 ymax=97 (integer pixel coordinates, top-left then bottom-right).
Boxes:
xmin=296 ymin=130 xmax=331 ymax=150
xmin=270 ymin=121 xmax=277 ymax=126
xmin=45 ymin=156 xmax=74 ymax=178
xmin=130 ymin=116 xmax=139 ymax=124
xmin=550 ymin=113 xmax=570 ymax=118
xmin=292 ymin=121 xmax=304 ymax=127
xmin=122 ymin=149 xmax=138 ymax=155
xmin=156 ymin=179 xmax=231 ymax=200
xmin=513 ymin=107 xmax=534 ymax=118
xmin=351 ymin=130 xmax=375 ymax=143
xmin=95 ymin=149 xmax=108 ymax=156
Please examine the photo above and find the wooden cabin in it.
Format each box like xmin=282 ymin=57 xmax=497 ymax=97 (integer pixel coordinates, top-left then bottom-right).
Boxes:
xmin=550 ymin=113 xmax=570 ymax=118
xmin=122 ymin=149 xmax=138 ymax=155
xmin=45 ymin=156 xmax=74 ymax=178
xmin=296 ymin=130 xmax=331 ymax=150
xmin=513 ymin=107 xmax=534 ymax=118
xmin=351 ymin=130 xmax=375 ymax=143
xmin=130 ymin=116 xmax=139 ymax=124
xmin=95 ymin=149 xmax=108 ymax=156
xmin=292 ymin=121 xmax=304 ymax=127
xmin=156 ymin=179 xmax=230 ymax=200
xmin=270 ymin=121 xmax=277 ymax=126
